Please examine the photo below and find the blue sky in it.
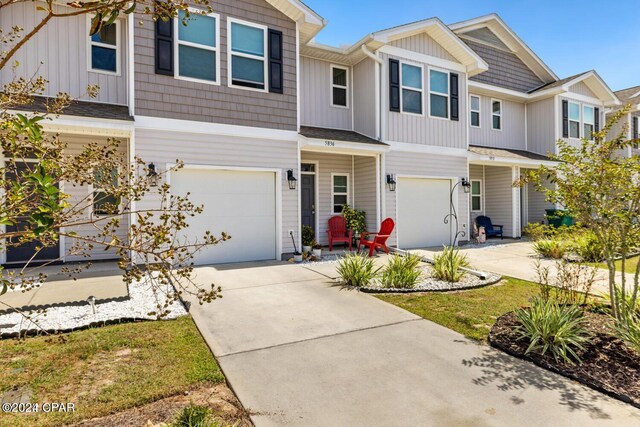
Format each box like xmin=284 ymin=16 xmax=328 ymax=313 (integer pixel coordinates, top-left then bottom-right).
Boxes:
xmin=306 ymin=0 xmax=640 ymax=91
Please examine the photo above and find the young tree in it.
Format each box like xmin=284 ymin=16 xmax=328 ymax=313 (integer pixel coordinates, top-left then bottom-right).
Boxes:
xmin=1 ymin=1 xmax=228 ymax=317
xmin=522 ymin=105 xmax=640 ymax=321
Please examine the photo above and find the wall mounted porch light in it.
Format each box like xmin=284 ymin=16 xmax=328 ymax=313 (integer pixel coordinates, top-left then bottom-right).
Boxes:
xmin=287 ymin=169 xmax=297 ymax=190
xmin=147 ymin=162 xmax=159 ymax=187
xmin=386 ymin=174 xmax=397 ymax=192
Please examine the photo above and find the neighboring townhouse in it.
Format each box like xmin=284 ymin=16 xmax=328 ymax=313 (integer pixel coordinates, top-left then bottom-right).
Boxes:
xmin=0 ymin=3 xmax=625 ymax=267
xmin=608 ymin=86 xmax=640 ymax=157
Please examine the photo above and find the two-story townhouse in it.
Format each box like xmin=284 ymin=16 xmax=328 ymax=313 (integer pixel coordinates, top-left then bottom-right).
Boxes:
xmin=0 ymin=3 xmax=134 ymax=266
xmin=449 ymin=15 xmax=619 ymax=238
xmin=608 ymin=86 xmax=640 ymax=157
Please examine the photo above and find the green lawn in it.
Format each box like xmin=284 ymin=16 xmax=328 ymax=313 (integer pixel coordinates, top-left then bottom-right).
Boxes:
xmin=597 ymin=256 xmax=640 ymax=275
xmin=0 ymin=316 xmax=223 ymax=427
xmin=376 ymin=277 xmax=539 ymax=341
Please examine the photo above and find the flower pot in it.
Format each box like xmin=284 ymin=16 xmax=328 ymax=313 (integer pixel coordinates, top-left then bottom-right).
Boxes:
xmin=293 ymin=253 xmax=303 ymax=263
xmin=302 ymin=245 xmax=312 ymax=253
xmin=313 ymin=248 xmax=322 ymax=258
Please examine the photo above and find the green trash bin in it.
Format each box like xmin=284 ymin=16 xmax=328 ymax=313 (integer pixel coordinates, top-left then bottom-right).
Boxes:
xmin=545 ymin=209 xmax=574 ymax=228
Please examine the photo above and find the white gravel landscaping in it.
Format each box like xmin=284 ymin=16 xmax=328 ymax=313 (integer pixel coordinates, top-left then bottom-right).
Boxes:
xmin=0 ymin=279 xmax=187 ymax=337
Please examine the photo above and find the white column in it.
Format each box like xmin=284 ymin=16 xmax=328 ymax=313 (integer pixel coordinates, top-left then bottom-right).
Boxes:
xmin=512 ymin=165 xmax=521 ymax=238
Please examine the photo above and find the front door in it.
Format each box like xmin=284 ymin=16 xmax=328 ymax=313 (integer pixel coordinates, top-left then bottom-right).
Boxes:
xmin=5 ymin=162 xmax=61 ymax=265
xmin=301 ymin=174 xmax=315 ymax=230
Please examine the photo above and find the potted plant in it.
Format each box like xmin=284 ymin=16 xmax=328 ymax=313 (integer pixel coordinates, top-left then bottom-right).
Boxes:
xmin=341 ymin=205 xmax=367 ymax=238
xmin=302 ymin=225 xmax=314 ymax=253
xmin=312 ymin=241 xmax=322 ymax=258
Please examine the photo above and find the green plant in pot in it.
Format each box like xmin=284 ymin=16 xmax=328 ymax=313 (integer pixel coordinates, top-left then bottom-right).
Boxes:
xmin=341 ymin=204 xmax=367 ymax=237
xmin=311 ymin=240 xmax=322 ymax=258
xmin=302 ymin=225 xmax=314 ymax=253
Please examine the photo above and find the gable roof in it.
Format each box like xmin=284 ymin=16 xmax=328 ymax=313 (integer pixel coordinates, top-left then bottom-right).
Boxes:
xmin=449 ymin=14 xmax=557 ymax=84
xmin=613 ymin=85 xmax=640 ymax=111
xmin=265 ymin=0 xmax=325 ymax=43
xmin=528 ymin=70 xmax=619 ymax=106
xmin=301 ymin=17 xmax=488 ymax=74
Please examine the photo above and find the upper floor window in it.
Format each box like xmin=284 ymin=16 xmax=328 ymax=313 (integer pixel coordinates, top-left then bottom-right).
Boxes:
xmin=401 ymin=63 xmax=423 ymax=115
xmin=429 ymin=69 xmax=449 ymax=119
xmin=89 ymin=19 xmax=119 ymax=74
xmin=176 ymin=10 xmax=219 ymax=84
xmin=470 ymin=95 xmax=480 ymax=128
xmin=568 ymin=102 xmax=580 ymax=138
xmin=331 ymin=65 xmax=349 ymax=108
xmin=583 ymin=105 xmax=595 ymax=140
xmin=491 ymin=99 xmax=502 ymax=130
xmin=228 ymin=18 xmax=268 ymax=91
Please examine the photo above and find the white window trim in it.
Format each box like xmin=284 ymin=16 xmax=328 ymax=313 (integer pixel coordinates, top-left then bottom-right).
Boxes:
xmin=491 ymin=98 xmax=502 ymax=131
xmin=90 ymin=166 xmax=121 ymax=217
xmin=470 ymin=95 xmax=481 ymax=128
xmin=568 ymin=101 xmax=581 ymax=139
xmin=87 ymin=15 xmax=121 ymax=76
xmin=583 ymin=104 xmax=595 ymax=141
xmin=471 ymin=179 xmax=482 ymax=212
xmin=331 ymin=172 xmax=350 ymax=215
xmin=330 ymin=64 xmax=349 ymax=109
xmin=227 ymin=17 xmax=268 ymax=93
xmin=174 ymin=9 xmax=220 ymax=86
xmin=428 ymin=67 xmax=449 ymax=120
xmin=399 ymin=61 xmax=424 ymax=117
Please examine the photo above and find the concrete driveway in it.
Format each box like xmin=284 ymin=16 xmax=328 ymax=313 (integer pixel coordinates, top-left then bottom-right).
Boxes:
xmin=186 ymin=259 xmax=640 ymax=426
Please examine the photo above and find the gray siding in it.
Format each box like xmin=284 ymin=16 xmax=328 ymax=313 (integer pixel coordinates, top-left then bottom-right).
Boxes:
xmin=135 ymin=129 xmax=298 ymax=255
xmin=483 ymin=165 xmax=515 ymax=237
xmin=460 ymin=29 xmax=509 ymax=51
xmin=568 ymin=81 xmax=597 ymax=97
xmin=469 ymin=95 xmax=526 ymax=150
xmin=300 ymin=57 xmax=352 ymax=130
xmin=468 ymin=164 xmax=485 ymax=233
xmin=389 ymin=33 xmax=457 ymax=61
xmin=63 ymin=135 xmax=130 ymax=261
xmin=353 ymin=58 xmax=377 ymax=139
xmin=1 ymin=3 xmax=128 ymax=105
xmin=527 ymin=97 xmax=556 ymax=156
xmin=134 ymin=0 xmax=297 ymax=130
xmin=465 ymin=40 xmax=544 ymax=92
xmin=525 ymin=179 xmax=554 ymax=225
xmin=384 ymin=151 xmax=468 ymax=246
xmin=381 ymin=52 xmax=468 ymax=148
xmin=353 ymin=156 xmax=378 ymax=233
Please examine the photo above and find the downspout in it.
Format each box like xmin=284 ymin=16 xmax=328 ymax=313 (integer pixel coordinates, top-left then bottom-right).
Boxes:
xmin=361 ymin=44 xmax=383 ymax=141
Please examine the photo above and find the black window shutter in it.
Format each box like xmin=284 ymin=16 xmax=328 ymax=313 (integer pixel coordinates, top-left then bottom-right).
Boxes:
xmin=562 ymin=100 xmax=569 ymax=138
xmin=594 ymin=107 xmax=600 ymax=132
xmin=268 ymin=29 xmax=283 ymax=94
xmin=633 ymin=116 xmax=639 ymax=139
xmin=389 ymin=59 xmax=400 ymax=112
xmin=450 ymin=73 xmax=459 ymax=121
xmin=155 ymin=18 xmax=174 ymax=76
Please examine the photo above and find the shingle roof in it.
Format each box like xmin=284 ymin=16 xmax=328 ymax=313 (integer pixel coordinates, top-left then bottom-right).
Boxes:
xmin=469 ymin=145 xmax=551 ymax=162
xmin=527 ymin=71 xmax=590 ymax=93
xmin=13 ymin=96 xmax=133 ymax=121
xmin=614 ymin=86 xmax=640 ymax=104
xmin=300 ymin=126 xmax=387 ymax=145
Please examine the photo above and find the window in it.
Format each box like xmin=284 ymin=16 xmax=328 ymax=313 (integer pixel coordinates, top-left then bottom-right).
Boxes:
xmin=569 ymin=102 xmax=580 ymax=138
xmin=93 ymin=167 xmax=120 ymax=216
xmin=429 ymin=69 xmax=449 ymax=119
xmin=400 ymin=63 xmax=423 ymax=114
xmin=491 ymin=99 xmax=502 ymax=130
xmin=228 ymin=18 xmax=268 ymax=91
xmin=89 ymin=18 xmax=119 ymax=74
xmin=470 ymin=95 xmax=480 ymax=127
xmin=332 ymin=174 xmax=349 ymax=214
xmin=331 ymin=65 xmax=348 ymax=108
xmin=583 ymin=105 xmax=594 ymax=140
xmin=176 ymin=10 xmax=219 ymax=84
xmin=471 ymin=180 xmax=482 ymax=212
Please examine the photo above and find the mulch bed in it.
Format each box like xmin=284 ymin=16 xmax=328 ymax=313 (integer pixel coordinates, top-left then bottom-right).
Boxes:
xmin=489 ymin=311 xmax=640 ymax=408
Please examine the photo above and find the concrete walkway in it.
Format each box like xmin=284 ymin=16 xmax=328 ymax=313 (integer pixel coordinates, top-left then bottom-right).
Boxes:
xmin=186 ymin=260 xmax=640 ymax=426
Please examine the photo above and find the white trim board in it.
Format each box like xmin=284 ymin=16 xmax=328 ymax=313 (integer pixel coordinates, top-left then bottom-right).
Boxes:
xmin=385 ymin=140 xmax=468 ymax=157
xmin=379 ymin=45 xmax=466 ymax=74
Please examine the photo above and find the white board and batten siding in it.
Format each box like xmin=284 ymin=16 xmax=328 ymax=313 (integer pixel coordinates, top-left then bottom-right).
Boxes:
xmin=527 ymin=97 xmax=556 ymax=157
xmin=389 ymin=33 xmax=458 ymax=62
xmin=385 ymin=151 xmax=468 ymax=248
xmin=0 ymin=3 xmax=128 ymax=105
xmin=300 ymin=57 xmax=352 ymax=130
xmin=135 ymin=129 xmax=298 ymax=261
xmin=568 ymin=81 xmax=598 ymax=98
xmin=469 ymin=96 xmax=526 ymax=150
xmin=483 ymin=166 xmax=515 ymax=238
xmin=353 ymin=58 xmax=377 ymax=139
xmin=353 ymin=156 xmax=378 ymax=233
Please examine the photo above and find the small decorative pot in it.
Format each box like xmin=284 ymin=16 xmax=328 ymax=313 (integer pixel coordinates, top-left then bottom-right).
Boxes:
xmin=294 ymin=253 xmax=303 ymax=263
xmin=302 ymin=245 xmax=312 ymax=253
xmin=313 ymin=248 xmax=322 ymax=258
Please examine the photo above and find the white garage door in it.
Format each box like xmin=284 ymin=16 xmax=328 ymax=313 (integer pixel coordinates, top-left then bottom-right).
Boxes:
xmin=171 ymin=168 xmax=277 ymax=265
xmin=397 ymin=178 xmax=452 ymax=249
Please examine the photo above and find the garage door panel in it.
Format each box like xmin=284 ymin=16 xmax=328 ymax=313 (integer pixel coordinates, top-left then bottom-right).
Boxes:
xmin=397 ymin=178 xmax=452 ymax=249
xmin=172 ymin=169 xmax=277 ymax=264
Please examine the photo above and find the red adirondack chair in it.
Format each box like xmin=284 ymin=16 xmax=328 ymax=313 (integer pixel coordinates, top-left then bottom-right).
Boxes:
xmin=358 ymin=218 xmax=395 ymax=257
xmin=327 ymin=216 xmax=353 ymax=251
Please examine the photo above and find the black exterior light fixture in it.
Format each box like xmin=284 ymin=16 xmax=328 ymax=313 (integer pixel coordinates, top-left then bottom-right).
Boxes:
xmin=461 ymin=177 xmax=471 ymax=193
xmin=287 ymin=169 xmax=297 ymax=190
xmin=147 ymin=162 xmax=159 ymax=187
xmin=386 ymin=174 xmax=397 ymax=191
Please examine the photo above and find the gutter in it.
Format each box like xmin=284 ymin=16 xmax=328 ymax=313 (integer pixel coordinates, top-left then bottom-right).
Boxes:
xmin=361 ymin=44 xmax=383 ymax=141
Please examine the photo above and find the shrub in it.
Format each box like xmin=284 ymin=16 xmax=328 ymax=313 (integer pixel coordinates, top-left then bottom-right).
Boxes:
xmin=432 ymin=246 xmax=470 ymax=282
xmin=569 ymin=231 xmax=604 ymax=262
xmin=523 ymin=222 xmax=553 ymax=241
xmin=302 ymin=225 xmax=315 ymax=246
xmin=336 ymin=252 xmax=380 ymax=288
xmin=341 ymin=204 xmax=367 ymax=234
xmin=533 ymin=239 xmax=566 ymax=259
xmin=380 ymin=253 xmax=423 ymax=289
xmin=614 ymin=314 xmax=640 ymax=355
xmin=173 ymin=405 xmax=222 ymax=427
xmin=515 ymin=297 xmax=589 ymax=364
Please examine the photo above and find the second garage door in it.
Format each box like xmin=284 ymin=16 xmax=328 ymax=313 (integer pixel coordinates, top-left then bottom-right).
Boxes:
xmin=397 ymin=178 xmax=452 ymax=249
xmin=171 ymin=168 xmax=277 ymax=265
